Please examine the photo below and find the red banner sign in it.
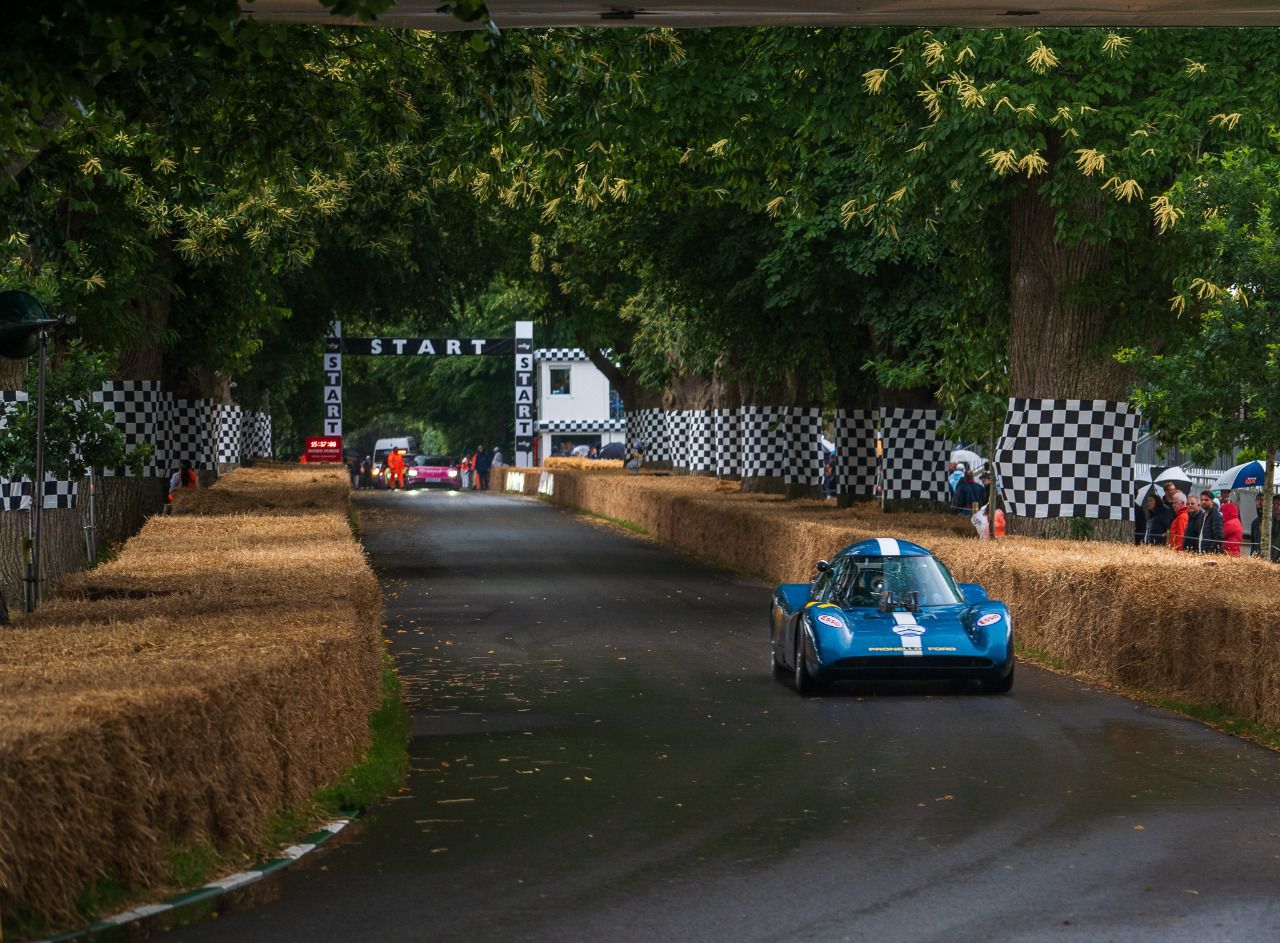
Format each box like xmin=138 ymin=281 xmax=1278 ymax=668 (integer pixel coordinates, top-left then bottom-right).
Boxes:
xmin=304 ymin=436 xmax=344 ymax=463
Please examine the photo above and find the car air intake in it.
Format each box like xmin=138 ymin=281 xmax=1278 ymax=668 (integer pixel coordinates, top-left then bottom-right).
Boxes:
xmin=835 ymin=656 xmax=993 ymax=669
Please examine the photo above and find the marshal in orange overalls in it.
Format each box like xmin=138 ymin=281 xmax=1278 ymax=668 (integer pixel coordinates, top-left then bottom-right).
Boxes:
xmin=386 ymin=448 xmax=406 ymax=490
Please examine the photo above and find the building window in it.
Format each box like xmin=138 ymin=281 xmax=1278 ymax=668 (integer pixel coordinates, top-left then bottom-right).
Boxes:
xmin=549 ymin=367 xmax=571 ymax=395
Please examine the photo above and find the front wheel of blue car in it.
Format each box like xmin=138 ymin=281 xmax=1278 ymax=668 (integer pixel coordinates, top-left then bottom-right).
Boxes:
xmin=794 ymin=632 xmax=825 ymax=696
xmin=983 ymin=665 xmax=1014 ymax=694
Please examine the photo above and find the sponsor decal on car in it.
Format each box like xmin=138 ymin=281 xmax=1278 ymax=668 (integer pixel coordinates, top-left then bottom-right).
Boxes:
xmin=816 ymin=613 xmax=844 ymax=628
xmin=976 ymin=612 xmax=1002 ymax=627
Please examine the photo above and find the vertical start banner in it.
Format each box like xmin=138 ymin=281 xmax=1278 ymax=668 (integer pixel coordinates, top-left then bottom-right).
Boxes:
xmin=514 ymin=321 xmax=534 ymax=467
xmin=324 ymin=322 xmax=342 ymax=437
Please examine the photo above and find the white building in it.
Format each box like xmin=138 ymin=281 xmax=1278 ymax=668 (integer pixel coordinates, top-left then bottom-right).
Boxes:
xmin=535 ymin=348 xmax=625 ymax=459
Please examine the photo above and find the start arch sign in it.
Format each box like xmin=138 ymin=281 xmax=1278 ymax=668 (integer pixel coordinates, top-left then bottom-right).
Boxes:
xmin=323 ymin=320 xmax=535 ymax=467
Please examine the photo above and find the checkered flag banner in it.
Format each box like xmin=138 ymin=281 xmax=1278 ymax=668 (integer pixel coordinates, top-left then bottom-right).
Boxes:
xmin=834 ymin=409 xmax=878 ymax=497
xmin=739 ymin=406 xmax=821 ymax=483
xmin=167 ymin=398 xmax=210 ymax=470
xmin=713 ymin=408 xmax=741 ymax=477
xmin=785 ymin=407 xmax=823 ymax=486
xmin=240 ymin=409 xmax=273 ymax=459
xmin=996 ymin=397 xmax=1141 ymax=520
xmin=667 ymin=410 xmax=691 ymax=469
xmin=213 ymin=403 xmax=243 ymax=466
xmin=0 ymin=391 xmax=78 ymax=510
xmin=93 ymin=380 xmax=166 ymax=477
xmin=880 ymin=408 xmax=950 ymax=503
xmin=740 ymin=406 xmax=788 ymax=479
xmin=687 ymin=410 xmax=714 ymax=472
xmin=625 ymin=408 xmax=669 ymax=462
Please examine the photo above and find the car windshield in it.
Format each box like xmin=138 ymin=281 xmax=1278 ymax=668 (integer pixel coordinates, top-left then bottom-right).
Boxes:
xmin=416 ymin=455 xmax=454 ymax=467
xmin=834 ymin=555 xmax=963 ymax=608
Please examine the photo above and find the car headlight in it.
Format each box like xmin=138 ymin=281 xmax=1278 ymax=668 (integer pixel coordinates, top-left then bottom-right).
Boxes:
xmin=408 ymin=469 xmax=418 ymax=477
xmin=448 ymin=469 xmax=458 ymax=477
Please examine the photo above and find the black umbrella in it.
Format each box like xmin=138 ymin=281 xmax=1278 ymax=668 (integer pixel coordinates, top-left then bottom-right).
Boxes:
xmin=599 ymin=441 xmax=626 ymax=460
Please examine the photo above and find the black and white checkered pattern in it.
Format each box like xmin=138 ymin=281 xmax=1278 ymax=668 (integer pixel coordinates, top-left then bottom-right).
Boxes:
xmin=740 ymin=407 xmax=788 ymax=479
xmin=687 ymin=410 xmax=714 ymax=472
xmin=239 ymin=409 xmax=273 ymax=459
xmin=625 ymin=408 xmax=669 ymax=462
xmin=93 ymin=380 xmax=166 ymax=477
xmin=537 ymin=418 xmax=625 ymax=432
xmin=168 ymin=399 xmax=210 ymax=470
xmin=713 ymin=408 xmax=741 ymax=477
xmin=834 ymin=409 xmax=878 ymax=497
xmin=667 ymin=410 xmax=691 ymax=469
xmin=0 ymin=390 xmax=78 ymax=509
xmin=534 ymin=348 xmax=591 ymax=362
xmin=880 ymin=408 xmax=950 ymax=502
xmin=0 ymin=478 xmax=78 ymax=511
xmin=736 ymin=407 xmax=825 ymax=484
xmin=213 ymin=404 xmax=242 ymax=466
xmin=785 ymin=407 xmax=824 ymax=486
xmin=996 ymin=397 xmax=1141 ymax=520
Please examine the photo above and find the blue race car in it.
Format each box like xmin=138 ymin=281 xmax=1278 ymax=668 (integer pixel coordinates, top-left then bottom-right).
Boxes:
xmin=770 ymin=538 xmax=1014 ymax=695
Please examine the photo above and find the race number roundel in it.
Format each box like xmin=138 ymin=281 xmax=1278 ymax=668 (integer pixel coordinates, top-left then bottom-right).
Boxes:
xmin=816 ymin=613 xmax=844 ymax=628
xmin=976 ymin=612 xmax=1002 ymax=627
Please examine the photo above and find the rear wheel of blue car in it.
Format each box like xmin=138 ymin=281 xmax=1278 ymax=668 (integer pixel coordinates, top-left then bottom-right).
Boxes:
xmin=794 ymin=633 xmax=825 ymax=696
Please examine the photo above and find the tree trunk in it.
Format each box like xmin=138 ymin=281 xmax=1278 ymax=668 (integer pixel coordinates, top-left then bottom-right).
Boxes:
xmin=834 ymin=351 xmax=876 ymax=509
xmin=1008 ymin=180 xmax=1130 ymax=400
xmin=1263 ymin=447 xmax=1275 ymax=561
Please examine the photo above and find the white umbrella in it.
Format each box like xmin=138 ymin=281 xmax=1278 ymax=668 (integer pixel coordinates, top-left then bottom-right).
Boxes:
xmin=1152 ymin=465 xmax=1193 ymax=493
xmin=949 ymin=448 xmax=983 ymax=470
xmin=1134 ymin=480 xmax=1158 ymax=506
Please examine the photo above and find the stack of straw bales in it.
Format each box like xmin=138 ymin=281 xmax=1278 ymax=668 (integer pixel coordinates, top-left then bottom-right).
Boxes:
xmin=0 ymin=464 xmax=382 ymax=926
xmin=543 ymin=469 xmax=1280 ymax=727
xmin=543 ymin=457 xmax=624 ymax=471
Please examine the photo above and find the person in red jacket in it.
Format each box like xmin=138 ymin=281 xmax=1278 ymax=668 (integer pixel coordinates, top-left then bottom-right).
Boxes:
xmin=1221 ymin=498 xmax=1244 ymax=557
xmin=1166 ymin=491 xmax=1189 ymax=550
xmin=386 ymin=448 xmax=406 ymax=490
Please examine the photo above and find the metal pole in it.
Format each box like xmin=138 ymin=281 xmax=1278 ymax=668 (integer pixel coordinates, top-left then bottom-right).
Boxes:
xmin=30 ymin=328 xmax=47 ymax=607
xmin=83 ymin=470 xmax=97 ymax=564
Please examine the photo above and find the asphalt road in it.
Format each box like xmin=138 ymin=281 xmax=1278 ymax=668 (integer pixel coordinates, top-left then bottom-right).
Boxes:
xmin=168 ymin=488 xmax=1280 ymax=943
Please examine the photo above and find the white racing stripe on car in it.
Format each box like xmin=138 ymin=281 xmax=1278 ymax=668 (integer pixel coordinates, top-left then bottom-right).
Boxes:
xmin=875 ymin=537 xmax=900 ymax=557
xmin=891 ymin=611 xmax=924 ymax=657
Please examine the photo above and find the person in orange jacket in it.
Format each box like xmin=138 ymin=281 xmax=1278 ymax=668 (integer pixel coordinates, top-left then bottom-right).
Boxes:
xmin=1166 ymin=491 xmax=1189 ymax=550
xmin=386 ymin=448 xmax=406 ymax=490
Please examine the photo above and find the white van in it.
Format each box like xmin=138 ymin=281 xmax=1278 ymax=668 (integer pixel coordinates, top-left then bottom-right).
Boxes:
xmin=372 ymin=436 xmax=418 ymax=486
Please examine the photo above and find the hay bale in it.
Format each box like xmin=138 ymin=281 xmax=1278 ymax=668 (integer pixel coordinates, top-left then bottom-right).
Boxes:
xmin=0 ymin=465 xmax=381 ymax=927
xmin=543 ymin=457 xmax=624 ymax=470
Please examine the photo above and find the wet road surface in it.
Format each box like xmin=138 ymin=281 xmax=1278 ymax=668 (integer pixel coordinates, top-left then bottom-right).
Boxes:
xmin=169 ymin=489 xmax=1280 ymax=943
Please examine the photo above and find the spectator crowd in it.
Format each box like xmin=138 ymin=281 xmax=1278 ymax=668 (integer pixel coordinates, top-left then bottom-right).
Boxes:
xmin=1138 ymin=481 xmax=1280 ymax=559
